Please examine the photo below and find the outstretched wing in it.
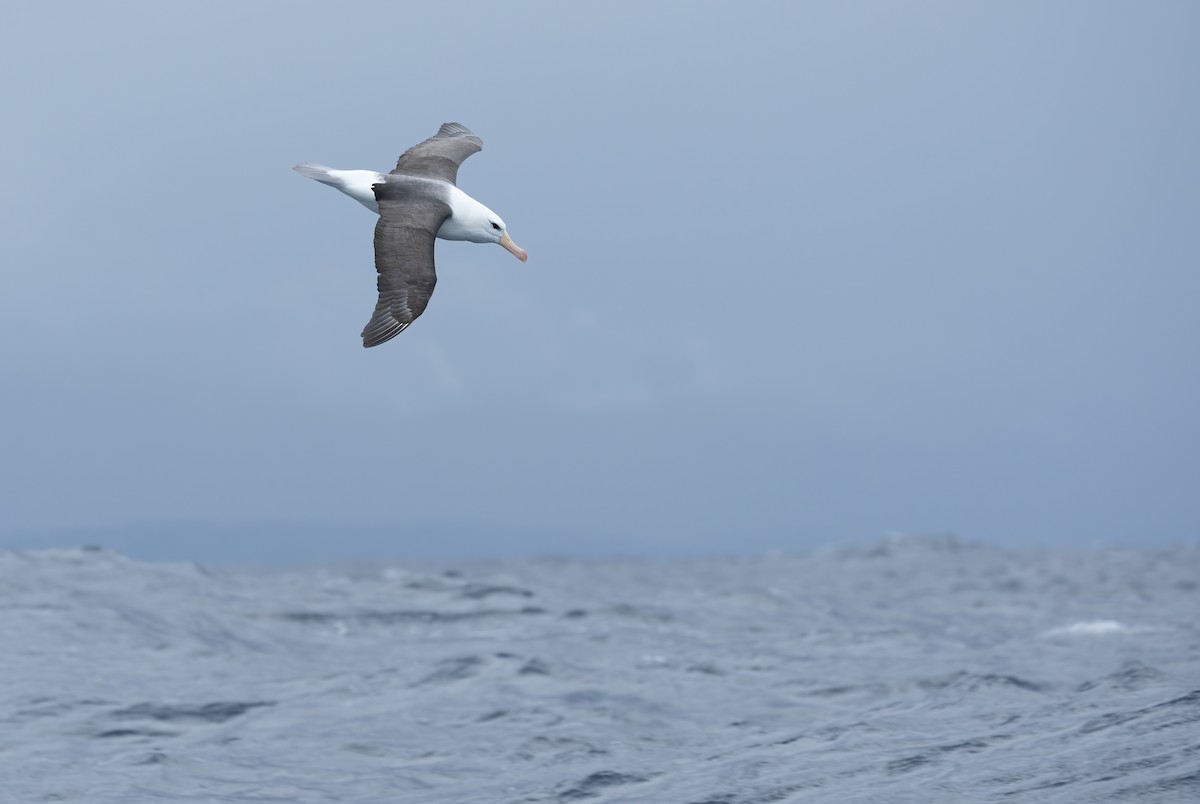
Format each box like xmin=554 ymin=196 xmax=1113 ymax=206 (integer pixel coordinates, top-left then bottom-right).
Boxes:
xmin=389 ymin=122 xmax=483 ymax=186
xmin=361 ymin=180 xmax=453 ymax=347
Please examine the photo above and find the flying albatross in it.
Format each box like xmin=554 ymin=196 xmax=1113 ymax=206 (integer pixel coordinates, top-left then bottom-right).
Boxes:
xmin=294 ymin=122 xmax=527 ymax=347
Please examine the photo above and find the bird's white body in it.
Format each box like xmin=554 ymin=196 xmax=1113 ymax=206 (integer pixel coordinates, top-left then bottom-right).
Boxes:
xmin=292 ymin=163 xmax=503 ymax=243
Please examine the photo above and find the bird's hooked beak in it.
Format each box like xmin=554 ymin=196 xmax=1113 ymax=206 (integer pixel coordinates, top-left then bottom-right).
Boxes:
xmin=499 ymin=231 xmax=528 ymax=262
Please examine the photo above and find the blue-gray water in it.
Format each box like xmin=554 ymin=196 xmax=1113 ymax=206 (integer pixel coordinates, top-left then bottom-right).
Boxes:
xmin=2 ymin=537 xmax=1197 ymax=803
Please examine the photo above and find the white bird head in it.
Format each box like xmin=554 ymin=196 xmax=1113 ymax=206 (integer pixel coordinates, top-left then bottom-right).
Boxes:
xmin=452 ymin=196 xmax=528 ymax=262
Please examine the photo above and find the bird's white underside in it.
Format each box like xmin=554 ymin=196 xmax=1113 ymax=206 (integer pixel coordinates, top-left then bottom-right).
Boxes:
xmin=321 ymin=169 xmax=385 ymax=213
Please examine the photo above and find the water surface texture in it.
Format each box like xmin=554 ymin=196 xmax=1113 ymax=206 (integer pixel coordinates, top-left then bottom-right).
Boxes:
xmin=2 ymin=537 xmax=1198 ymax=802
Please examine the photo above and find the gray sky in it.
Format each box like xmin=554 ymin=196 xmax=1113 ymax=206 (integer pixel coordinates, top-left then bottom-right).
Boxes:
xmin=2 ymin=2 xmax=1197 ymax=561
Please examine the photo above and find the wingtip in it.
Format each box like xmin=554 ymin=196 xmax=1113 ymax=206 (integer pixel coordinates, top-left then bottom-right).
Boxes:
xmin=438 ymin=122 xmax=475 ymax=138
xmin=361 ymin=316 xmax=410 ymax=348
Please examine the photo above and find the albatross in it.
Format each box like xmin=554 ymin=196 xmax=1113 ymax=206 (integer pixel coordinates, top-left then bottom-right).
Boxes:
xmin=294 ymin=122 xmax=527 ymax=347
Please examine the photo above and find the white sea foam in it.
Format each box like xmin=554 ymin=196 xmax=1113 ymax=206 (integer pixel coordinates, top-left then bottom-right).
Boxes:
xmin=1046 ymin=619 xmax=1135 ymax=636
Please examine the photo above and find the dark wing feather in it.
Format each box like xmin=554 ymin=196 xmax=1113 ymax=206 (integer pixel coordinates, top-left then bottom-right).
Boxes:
xmin=361 ymin=181 xmax=453 ymax=348
xmin=389 ymin=122 xmax=483 ymax=186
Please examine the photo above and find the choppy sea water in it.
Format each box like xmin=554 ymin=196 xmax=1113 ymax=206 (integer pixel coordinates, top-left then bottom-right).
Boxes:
xmin=2 ymin=537 xmax=1197 ymax=803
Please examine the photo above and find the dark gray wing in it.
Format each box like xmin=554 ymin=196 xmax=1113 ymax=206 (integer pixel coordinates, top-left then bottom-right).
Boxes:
xmin=389 ymin=122 xmax=483 ymax=186
xmin=361 ymin=181 xmax=453 ymax=348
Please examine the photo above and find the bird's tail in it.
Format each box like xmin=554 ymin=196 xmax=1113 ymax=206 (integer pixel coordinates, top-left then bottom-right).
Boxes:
xmin=293 ymin=162 xmax=340 ymax=186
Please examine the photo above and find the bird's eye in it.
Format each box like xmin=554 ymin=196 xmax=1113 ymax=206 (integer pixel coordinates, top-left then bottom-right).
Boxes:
xmin=490 ymin=222 xmax=501 ymax=230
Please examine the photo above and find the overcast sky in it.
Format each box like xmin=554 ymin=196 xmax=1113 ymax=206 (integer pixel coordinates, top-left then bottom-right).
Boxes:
xmin=2 ymin=2 xmax=1197 ymax=561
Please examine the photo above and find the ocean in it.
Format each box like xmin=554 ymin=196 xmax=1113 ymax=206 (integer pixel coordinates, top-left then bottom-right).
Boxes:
xmin=2 ymin=536 xmax=1197 ymax=802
